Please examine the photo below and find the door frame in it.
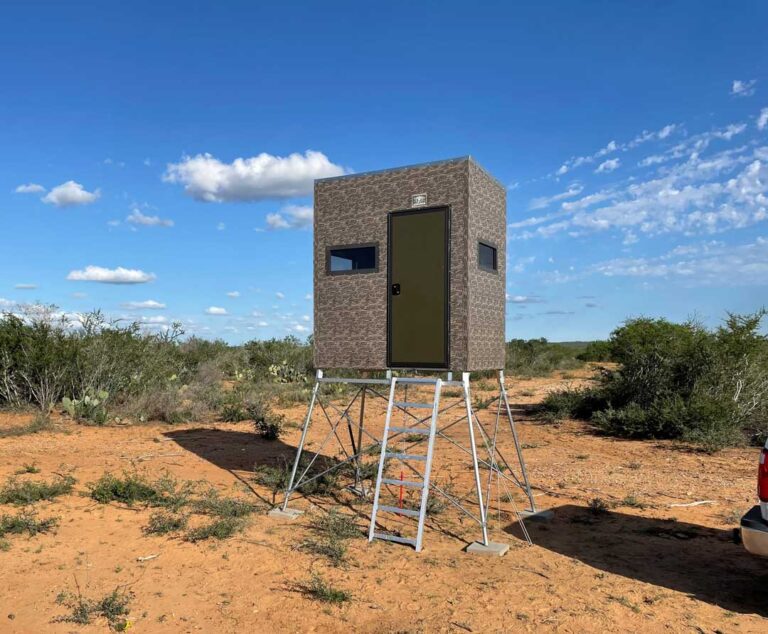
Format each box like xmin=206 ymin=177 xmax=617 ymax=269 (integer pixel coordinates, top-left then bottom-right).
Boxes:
xmin=386 ymin=205 xmax=451 ymax=369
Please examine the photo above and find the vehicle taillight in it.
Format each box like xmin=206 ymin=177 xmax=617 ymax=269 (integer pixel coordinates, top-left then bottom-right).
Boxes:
xmin=759 ymin=448 xmax=768 ymax=502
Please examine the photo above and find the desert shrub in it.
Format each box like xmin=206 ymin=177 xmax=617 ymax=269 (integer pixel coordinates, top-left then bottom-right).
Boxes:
xmin=254 ymin=455 xmax=341 ymax=504
xmin=253 ymin=460 xmax=292 ymax=504
xmin=0 ymin=510 xmax=58 ymax=537
xmin=505 ymin=338 xmax=585 ymax=376
xmin=192 ymin=490 xmax=258 ymax=518
xmin=0 ymin=475 xmax=76 ymax=505
xmin=542 ymin=311 xmax=768 ymax=451
xmin=538 ymin=386 xmax=605 ymax=422
xmin=577 ymin=340 xmax=613 ymax=362
xmin=89 ymin=471 xmax=194 ymax=510
xmin=55 ymin=587 xmax=133 ymax=630
xmin=143 ymin=510 xmax=188 ymax=535
xmin=243 ymin=336 xmax=313 ymax=381
xmin=301 ymin=572 xmax=351 ymax=604
xmin=251 ymin=398 xmax=285 ymax=440
xmin=0 ymin=308 xmax=79 ymax=411
xmin=184 ymin=517 xmax=245 ymax=542
xmin=300 ymin=508 xmax=359 ymax=567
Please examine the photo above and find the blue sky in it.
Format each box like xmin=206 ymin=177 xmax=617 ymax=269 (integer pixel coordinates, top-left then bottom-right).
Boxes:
xmin=1 ymin=1 xmax=767 ymax=343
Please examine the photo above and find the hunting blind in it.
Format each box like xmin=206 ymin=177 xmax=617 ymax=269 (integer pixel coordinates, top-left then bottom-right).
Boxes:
xmin=271 ymin=157 xmax=549 ymax=554
xmin=313 ymin=156 xmax=506 ymax=371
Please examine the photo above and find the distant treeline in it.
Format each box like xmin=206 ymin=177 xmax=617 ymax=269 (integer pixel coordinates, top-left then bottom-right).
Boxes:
xmin=2 ymin=304 xmax=765 ymax=451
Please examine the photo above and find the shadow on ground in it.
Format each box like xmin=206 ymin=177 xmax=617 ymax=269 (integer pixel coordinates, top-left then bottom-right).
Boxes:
xmin=163 ymin=428 xmax=296 ymax=472
xmin=510 ymin=504 xmax=768 ymax=617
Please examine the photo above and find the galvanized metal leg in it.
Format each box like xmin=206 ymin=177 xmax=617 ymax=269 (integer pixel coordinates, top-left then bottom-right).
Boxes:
xmin=353 ymin=386 xmax=367 ymax=492
xmin=463 ymin=372 xmax=489 ymax=546
xmin=499 ymin=370 xmax=536 ymax=513
xmin=280 ymin=369 xmax=322 ymax=511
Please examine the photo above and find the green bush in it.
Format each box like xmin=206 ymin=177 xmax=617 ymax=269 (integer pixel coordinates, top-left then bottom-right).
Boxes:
xmin=0 ymin=510 xmax=58 ymax=537
xmin=184 ymin=517 xmax=246 ymax=542
xmin=539 ymin=311 xmax=768 ymax=451
xmin=0 ymin=475 xmax=76 ymax=505
xmin=505 ymin=338 xmax=585 ymax=376
xmin=243 ymin=336 xmax=313 ymax=381
xmin=143 ymin=510 xmax=188 ymax=535
xmin=576 ymin=340 xmax=613 ymax=362
xmin=539 ymin=386 xmax=605 ymax=422
xmin=88 ymin=471 xmax=193 ymax=509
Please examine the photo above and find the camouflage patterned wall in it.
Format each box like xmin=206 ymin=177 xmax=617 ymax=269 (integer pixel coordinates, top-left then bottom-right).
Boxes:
xmin=467 ymin=160 xmax=507 ymax=370
xmin=313 ymin=157 xmax=505 ymax=371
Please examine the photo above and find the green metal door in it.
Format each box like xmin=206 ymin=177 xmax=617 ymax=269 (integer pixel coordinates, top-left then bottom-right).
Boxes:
xmin=388 ymin=207 xmax=449 ymax=368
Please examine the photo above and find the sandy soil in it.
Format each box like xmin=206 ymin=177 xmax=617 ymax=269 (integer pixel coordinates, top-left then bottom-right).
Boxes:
xmin=0 ymin=369 xmax=766 ymax=633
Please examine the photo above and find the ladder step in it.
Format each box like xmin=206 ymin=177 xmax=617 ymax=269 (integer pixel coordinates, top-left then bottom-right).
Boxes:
xmin=373 ymin=532 xmax=416 ymax=546
xmin=395 ymin=378 xmax=440 ymax=385
xmin=382 ymin=478 xmax=423 ymax=488
xmin=385 ymin=452 xmax=427 ymax=462
xmin=393 ymin=401 xmax=434 ymax=409
xmin=389 ymin=426 xmax=430 ymax=435
xmin=379 ymin=505 xmax=421 ymax=518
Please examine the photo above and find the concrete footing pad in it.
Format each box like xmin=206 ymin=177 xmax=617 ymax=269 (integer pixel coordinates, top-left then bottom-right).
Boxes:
xmin=519 ymin=508 xmax=554 ymax=521
xmin=268 ymin=507 xmax=304 ymax=520
xmin=466 ymin=541 xmax=509 ymax=556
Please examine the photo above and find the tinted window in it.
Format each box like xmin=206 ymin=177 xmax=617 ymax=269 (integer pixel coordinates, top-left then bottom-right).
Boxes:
xmin=478 ymin=241 xmax=497 ymax=272
xmin=328 ymin=245 xmax=377 ymax=274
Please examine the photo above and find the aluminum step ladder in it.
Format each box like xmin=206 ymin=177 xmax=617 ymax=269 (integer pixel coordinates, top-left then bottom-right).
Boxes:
xmin=368 ymin=376 xmax=442 ymax=551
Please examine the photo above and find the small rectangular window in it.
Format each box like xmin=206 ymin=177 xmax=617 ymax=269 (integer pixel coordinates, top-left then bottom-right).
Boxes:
xmin=478 ymin=241 xmax=498 ymax=272
xmin=327 ymin=243 xmax=378 ymax=275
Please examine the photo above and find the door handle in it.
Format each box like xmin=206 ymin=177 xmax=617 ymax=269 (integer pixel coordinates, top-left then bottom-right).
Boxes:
xmin=391 ymin=283 xmax=401 ymax=296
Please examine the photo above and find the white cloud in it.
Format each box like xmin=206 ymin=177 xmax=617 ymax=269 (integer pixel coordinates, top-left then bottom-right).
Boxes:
xmin=304 ymin=293 xmax=312 ymax=300
xmin=257 ymin=321 xmax=269 ymax=327
xmin=275 ymin=292 xmax=285 ymax=299
xmin=292 ymin=324 xmax=309 ymax=333
xmin=265 ymin=204 xmax=313 ymax=230
xmin=507 ymin=181 xmax=520 ymax=191
xmin=731 ymin=79 xmax=757 ymax=97
xmin=302 ymin=315 xmax=310 ymax=322
xmin=15 ymin=183 xmax=45 ymax=194
xmin=506 ymin=295 xmax=545 ymax=304
xmin=164 ymin=150 xmax=346 ymax=202
xmin=528 ymin=184 xmax=583 ymax=210
xmin=137 ymin=315 xmax=168 ymax=324
xmin=657 ymin=124 xmax=676 ymax=139
xmin=42 ymin=181 xmax=100 ymax=207
xmin=513 ymin=143 xmax=768 ymax=241
xmin=714 ymin=123 xmax=747 ymax=141
xmin=205 ymin=306 xmax=228 ymax=315
xmin=758 ymin=108 xmax=768 ymax=131
xmin=126 ymin=208 xmax=174 ymax=227
xmin=226 ymin=291 xmax=240 ymax=298
xmin=595 ymin=158 xmax=621 ymax=174
xmin=0 ymin=298 xmax=15 ymax=308
xmin=556 ymin=123 xmax=676 ymax=175
xmin=67 ymin=265 xmax=156 ymax=284
xmin=590 ymin=237 xmax=768 ymax=286
xmin=14 ymin=283 xmax=37 ymax=290
xmin=217 ymin=222 xmax=226 ymax=231
xmin=122 ymin=300 xmax=166 ymax=310
xmin=510 ymin=256 xmax=536 ymax=273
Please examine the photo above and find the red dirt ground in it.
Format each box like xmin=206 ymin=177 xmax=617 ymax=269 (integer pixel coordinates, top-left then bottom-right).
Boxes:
xmin=0 ymin=370 xmax=766 ymax=633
